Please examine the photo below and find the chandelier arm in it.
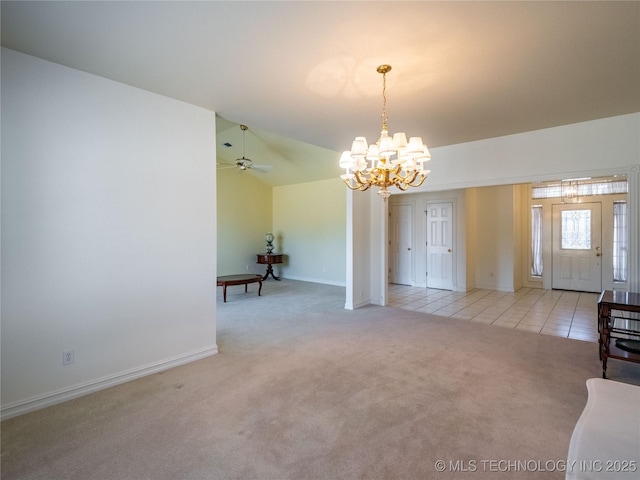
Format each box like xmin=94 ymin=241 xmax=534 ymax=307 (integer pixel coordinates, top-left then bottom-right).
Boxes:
xmin=403 ymin=170 xmax=420 ymax=184
xmin=389 ymin=170 xmax=425 ymax=190
xmin=348 ymin=170 xmax=374 ymax=192
xmin=372 ymin=168 xmax=386 ymax=181
xmin=353 ymin=170 xmax=369 ymax=185
xmin=391 ymin=171 xmax=411 ymax=186
xmin=409 ymin=175 xmax=428 ymax=188
xmin=396 ymin=172 xmax=427 ymax=189
xmin=396 ymin=170 xmax=418 ymax=183
xmin=343 ymin=180 xmax=364 ymax=191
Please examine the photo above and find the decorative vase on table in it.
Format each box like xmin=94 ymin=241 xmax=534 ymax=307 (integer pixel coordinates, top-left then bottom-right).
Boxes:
xmin=264 ymin=232 xmax=275 ymax=254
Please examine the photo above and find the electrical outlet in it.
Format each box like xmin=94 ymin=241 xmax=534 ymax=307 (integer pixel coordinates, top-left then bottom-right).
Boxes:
xmin=63 ymin=349 xmax=74 ymax=365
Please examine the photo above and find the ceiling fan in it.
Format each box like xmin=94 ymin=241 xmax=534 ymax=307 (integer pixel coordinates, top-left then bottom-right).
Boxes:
xmin=218 ymin=124 xmax=274 ymax=173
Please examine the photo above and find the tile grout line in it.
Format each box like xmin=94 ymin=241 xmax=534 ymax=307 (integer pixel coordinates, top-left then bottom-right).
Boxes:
xmin=388 ymin=285 xmax=598 ymax=342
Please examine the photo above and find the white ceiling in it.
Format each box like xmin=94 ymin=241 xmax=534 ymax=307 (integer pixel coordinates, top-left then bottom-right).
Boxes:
xmin=2 ymin=1 xmax=639 ymax=186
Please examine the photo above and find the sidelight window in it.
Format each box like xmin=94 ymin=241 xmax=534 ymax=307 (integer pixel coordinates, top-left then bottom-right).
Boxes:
xmin=531 ymin=205 xmax=543 ymax=276
xmin=613 ymin=201 xmax=628 ymax=282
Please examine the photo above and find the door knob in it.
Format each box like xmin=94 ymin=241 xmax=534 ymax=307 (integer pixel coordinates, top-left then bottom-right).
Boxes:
xmin=407 ymin=247 xmax=411 ymax=251
xmin=448 ymin=249 xmax=452 ymax=252
xmin=596 ymin=253 xmax=601 ymax=257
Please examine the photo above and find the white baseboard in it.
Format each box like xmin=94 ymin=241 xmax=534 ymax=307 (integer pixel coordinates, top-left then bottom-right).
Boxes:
xmin=345 ymin=299 xmax=371 ymax=310
xmin=280 ymin=274 xmax=346 ymax=287
xmin=1 ymin=345 xmax=218 ymax=420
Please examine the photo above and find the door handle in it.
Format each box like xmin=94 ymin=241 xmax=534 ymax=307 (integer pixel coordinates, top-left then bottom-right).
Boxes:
xmin=596 ymin=253 xmax=601 ymax=257
xmin=448 ymin=249 xmax=452 ymax=253
xmin=407 ymin=247 xmax=411 ymax=251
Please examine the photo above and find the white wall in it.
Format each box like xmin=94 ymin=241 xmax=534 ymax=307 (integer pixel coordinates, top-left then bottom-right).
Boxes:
xmin=369 ymin=191 xmax=388 ymax=305
xmin=1 ymin=49 xmax=218 ymax=418
xmin=217 ymin=169 xmax=272 ymax=276
xmin=273 ymin=179 xmax=346 ymax=286
xmin=418 ymin=114 xmax=640 ymax=192
xmin=473 ymin=185 xmax=519 ymax=291
xmin=465 ymin=189 xmax=477 ymax=290
xmin=346 ymin=189 xmax=372 ymax=309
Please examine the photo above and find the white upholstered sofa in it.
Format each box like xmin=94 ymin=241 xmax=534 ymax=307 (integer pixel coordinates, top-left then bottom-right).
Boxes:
xmin=566 ymin=378 xmax=640 ymax=479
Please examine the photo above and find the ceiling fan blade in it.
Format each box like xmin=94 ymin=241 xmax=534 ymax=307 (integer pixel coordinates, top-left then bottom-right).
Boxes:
xmin=216 ymin=162 xmax=236 ymax=170
xmin=252 ymin=164 xmax=274 ymax=172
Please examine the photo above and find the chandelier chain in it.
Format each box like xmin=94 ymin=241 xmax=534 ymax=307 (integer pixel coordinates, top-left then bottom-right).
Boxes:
xmin=381 ymin=70 xmax=388 ymax=131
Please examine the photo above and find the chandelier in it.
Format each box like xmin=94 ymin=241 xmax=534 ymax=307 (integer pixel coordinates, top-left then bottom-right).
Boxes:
xmin=339 ymin=65 xmax=431 ymax=200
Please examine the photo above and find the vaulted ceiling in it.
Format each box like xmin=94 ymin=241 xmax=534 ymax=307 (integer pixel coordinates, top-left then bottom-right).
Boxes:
xmin=2 ymin=1 xmax=639 ymax=186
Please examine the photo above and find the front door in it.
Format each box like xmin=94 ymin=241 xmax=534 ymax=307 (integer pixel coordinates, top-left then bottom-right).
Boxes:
xmin=426 ymin=202 xmax=454 ymax=290
xmin=552 ymin=202 xmax=602 ymax=292
xmin=389 ymin=205 xmax=413 ymax=285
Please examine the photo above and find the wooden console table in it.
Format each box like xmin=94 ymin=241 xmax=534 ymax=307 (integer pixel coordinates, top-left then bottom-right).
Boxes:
xmin=216 ymin=274 xmax=262 ymax=302
xmin=256 ymin=253 xmax=283 ymax=281
xmin=597 ymin=290 xmax=640 ymax=378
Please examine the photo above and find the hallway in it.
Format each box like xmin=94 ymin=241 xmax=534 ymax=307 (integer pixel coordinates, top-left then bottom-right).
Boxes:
xmin=388 ymin=285 xmax=599 ymax=342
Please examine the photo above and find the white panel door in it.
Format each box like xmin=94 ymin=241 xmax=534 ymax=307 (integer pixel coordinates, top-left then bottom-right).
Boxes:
xmin=426 ymin=202 xmax=453 ymax=290
xmin=552 ymin=203 xmax=602 ymax=292
xmin=389 ymin=205 xmax=413 ymax=285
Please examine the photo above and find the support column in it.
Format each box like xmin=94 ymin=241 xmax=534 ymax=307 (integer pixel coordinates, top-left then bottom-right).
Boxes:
xmin=628 ymin=164 xmax=639 ymax=292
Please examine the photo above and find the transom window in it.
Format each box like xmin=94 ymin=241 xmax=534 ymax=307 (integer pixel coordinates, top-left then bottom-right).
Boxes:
xmin=532 ymin=176 xmax=627 ymax=199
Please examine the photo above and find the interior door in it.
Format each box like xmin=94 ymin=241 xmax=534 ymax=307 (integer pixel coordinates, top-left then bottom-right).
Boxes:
xmin=426 ymin=202 xmax=454 ymax=290
xmin=552 ymin=202 xmax=602 ymax=292
xmin=389 ymin=205 xmax=413 ymax=285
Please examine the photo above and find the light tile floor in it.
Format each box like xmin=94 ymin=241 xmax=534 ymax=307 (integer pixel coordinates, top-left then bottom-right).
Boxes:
xmin=388 ymin=285 xmax=599 ymax=342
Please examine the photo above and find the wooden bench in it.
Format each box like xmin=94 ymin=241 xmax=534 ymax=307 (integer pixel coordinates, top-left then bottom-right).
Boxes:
xmin=216 ymin=274 xmax=263 ymax=303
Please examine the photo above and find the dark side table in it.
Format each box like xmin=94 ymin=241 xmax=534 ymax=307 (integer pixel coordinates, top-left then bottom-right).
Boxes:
xmin=598 ymin=290 xmax=640 ymax=378
xmin=256 ymin=253 xmax=283 ymax=280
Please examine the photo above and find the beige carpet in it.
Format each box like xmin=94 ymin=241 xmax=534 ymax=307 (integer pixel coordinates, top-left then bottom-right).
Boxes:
xmin=2 ymin=280 xmax=639 ymax=480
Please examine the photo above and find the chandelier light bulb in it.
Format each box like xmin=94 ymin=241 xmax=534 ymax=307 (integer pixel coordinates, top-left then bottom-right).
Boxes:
xmin=339 ymin=151 xmax=354 ymax=168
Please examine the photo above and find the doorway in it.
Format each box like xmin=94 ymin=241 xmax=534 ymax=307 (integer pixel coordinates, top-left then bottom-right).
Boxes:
xmin=426 ymin=202 xmax=454 ymax=290
xmin=551 ymin=202 xmax=602 ymax=292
